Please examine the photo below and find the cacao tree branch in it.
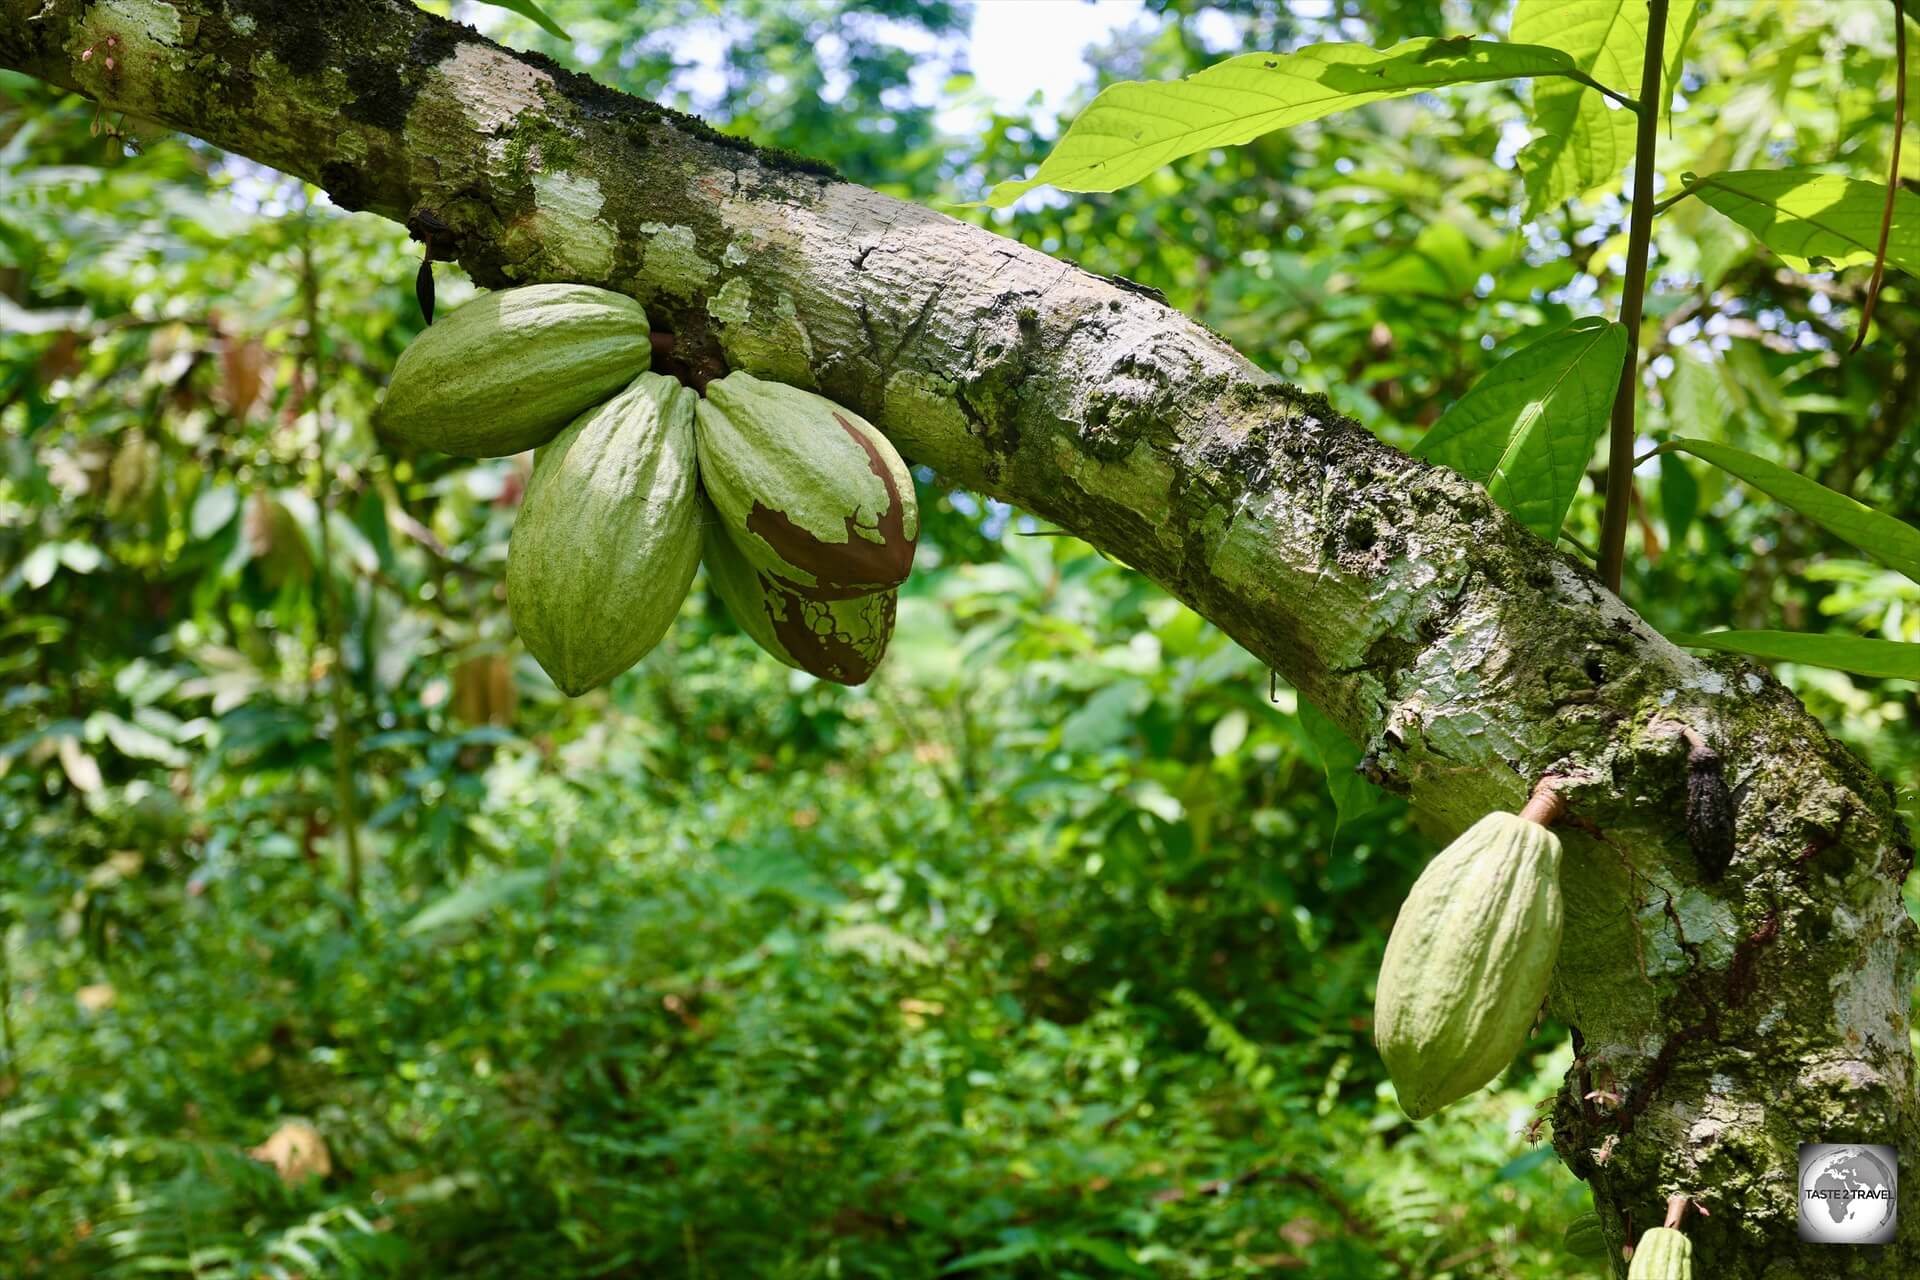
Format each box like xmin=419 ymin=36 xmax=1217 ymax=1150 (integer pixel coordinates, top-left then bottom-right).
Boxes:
xmin=3 ymin=3 xmax=1915 ymax=1273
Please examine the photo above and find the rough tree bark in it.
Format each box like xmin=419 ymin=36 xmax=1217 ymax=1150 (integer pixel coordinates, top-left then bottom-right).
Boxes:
xmin=3 ymin=2 xmax=1913 ymax=1273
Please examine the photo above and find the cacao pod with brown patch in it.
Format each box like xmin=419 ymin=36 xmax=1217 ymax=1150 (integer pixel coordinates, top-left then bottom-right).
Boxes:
xmin=693 ymin=372 xmax=917 ymax=597
xmin=699 ymin=494 xmax=895 ymax=686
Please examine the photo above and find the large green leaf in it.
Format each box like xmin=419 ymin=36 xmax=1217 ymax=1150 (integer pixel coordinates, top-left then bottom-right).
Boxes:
xmin=1514 ymin=0 xmax=1698 ymax=215
xmin=1295 ymin=697 xmax=1382 ymax=830
xmin=1657 ymin=452 xmax=1698 ymax=549
xmin=1688 ymin=170 xmax=1920 ymax=274
xmin=1667 ymin=631 xmax=1920 ymax=681
xmin=1662 ymin=438 xmax=1920 ymax=582
xmin=475 ymin=0 xmax=570 ymax=40
xmin=1415 ymin=318 xmax=1627 ymax=540
xmin=981 ymin=38 xmax=1595 ymax=207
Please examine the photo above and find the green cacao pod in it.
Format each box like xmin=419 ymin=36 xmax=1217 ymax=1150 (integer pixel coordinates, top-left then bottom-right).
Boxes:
xmin=1563 ymin=1212 xmax=1606 ymax=1258
xmin=1374 ymin=811 xmax=1563 ymax=1119
xmin=701 ymin=496 xmax=896 ymax=686
xmin=1626 ymin=1227 xmax=1691 ymax=1280
xmin=507 ymin=372 xmax=700 ymax=695
xmin=377 ymin=283 xmax=650 ymax=458
xmin=694 ymin=372 xmax=917 ymax=596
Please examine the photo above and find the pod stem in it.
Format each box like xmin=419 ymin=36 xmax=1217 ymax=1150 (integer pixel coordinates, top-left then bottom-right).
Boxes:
xmin=1663 ymin=1192 xmax=1703 ymax=1229
xmin=1518 ymin=777 xmax=1566 ymax=827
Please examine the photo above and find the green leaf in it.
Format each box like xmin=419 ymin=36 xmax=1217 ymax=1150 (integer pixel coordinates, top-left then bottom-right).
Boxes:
xmin=1688 ymin=170 xmax=1920 ymax=274
xmin=1514 ymin=0 xmax=1698 ymax=215
xmin=474 ymin=0 xmax=570 ymax=41
xmin=942 ymin=1240 xmax=1043 ymax=1273
xmin=1060 ymin=679 xmax=1149 ymax=753
xmin=1059 ymin=1237 xmax=1156 ymax=1278
xmin=1356 ymin=220 xmax=1480 ymax=298
xmin=1667 ymin=631 xmax=1920 ymax=681
xmin=1295 ymin=698 xmax=1381 ymax=830
xmin=981 ymin=38 xmax=1590 ymax=207
xmin=1415 ymin=318 xmax=1627 ymax=540
xmin=189 ymin=485 xmax=240 ymax=541
xmin=402 ymin=869 xmax=548 ymax=935
xmin=1659 ymin=348 xmax=1732 ymax=432
xmin=1663 ymin=438 xmax=1920 ymax=582
xmin=1657 ymin=452 xmax=1698 ymax=549
xmin=88 ymin=711 xmax=188 ymax=767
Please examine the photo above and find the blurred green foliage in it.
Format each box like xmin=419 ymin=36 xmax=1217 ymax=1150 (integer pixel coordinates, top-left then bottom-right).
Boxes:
xmin=1 ymin=1 xmax=1916 ymax=1276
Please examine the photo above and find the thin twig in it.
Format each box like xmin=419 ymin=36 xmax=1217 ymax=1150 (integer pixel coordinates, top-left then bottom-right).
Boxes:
xmin=0 ymin=922 xmax=17 ymax=1078
xmin=299 ymin=199 xmax=364 ymax=907
xmin=1852 ymin=1 xmax=1907 ymax=353
xmin=1598 ymin=0 xmax=1673 ymax=594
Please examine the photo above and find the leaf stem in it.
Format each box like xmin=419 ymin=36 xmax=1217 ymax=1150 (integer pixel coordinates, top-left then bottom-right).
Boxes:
xmin=1851 ymin=1 xmax=1907 ymax=354
xmin=1562 ymin=70 xmax=1641 ymax=113
xmin=1597 ymin=0 xmax=1672 ymax=594
xmin=1648 ymin=182 xmax=1699 ymax=217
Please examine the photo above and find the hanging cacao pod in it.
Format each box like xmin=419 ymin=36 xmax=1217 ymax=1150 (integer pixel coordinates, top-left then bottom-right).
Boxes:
xmin=376 ymin=283 xmax=651 ymax=458
xmin=507 ymin=372 xmax=700 ymax=695
xmin=1627 ymin=1227 xmax=1692 ymax=1279
xmin=1563 ymin=1212 xmax=1606 ymax=1258
xmin=694 ymin=372 xmax=917 ymax=596
xmin=1373 ymin=810 xmax=1563 ymax=1119
xmin=700 ymin=495 xmax=896 ymax=685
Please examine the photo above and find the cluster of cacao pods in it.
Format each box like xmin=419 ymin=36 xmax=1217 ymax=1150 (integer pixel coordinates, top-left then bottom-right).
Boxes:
xmin=375 ymin=284 xmax=918 ymax=695
xmin=1372 ymin=806 xmax=1565 ymax=1119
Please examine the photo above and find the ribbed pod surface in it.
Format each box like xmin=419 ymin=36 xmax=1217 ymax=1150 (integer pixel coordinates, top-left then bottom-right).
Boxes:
xmin=1374 ymin=811 xmax=1563 ymax=1119
xmin=507 ymin=372 xmax=700 ymax=694
xmin=377 ymin=283 xmax=651 ymax=457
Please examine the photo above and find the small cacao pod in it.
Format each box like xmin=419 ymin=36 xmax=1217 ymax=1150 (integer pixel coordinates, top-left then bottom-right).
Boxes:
xmin=700 ymin=495 xmax=896 ymax=686
xmin=1374 ymin=811 xmax=1563 ymax=1119
xmin=376 ymin=283 xmax=650 ymax=458
xmin=694 ymin=372 xmax=917 ymax=596
xmin=507 ymin=372 xmax=700 ymax=695
xmin=1626 ymin=1227 xmax=1692 ymax=1280
xmin=1563 ymin=1212 xmax=1606 ymax=1258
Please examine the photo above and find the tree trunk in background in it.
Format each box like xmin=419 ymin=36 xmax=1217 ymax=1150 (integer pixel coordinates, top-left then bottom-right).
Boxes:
xmin=3 ymin=2 xmax=1913 ymax=1273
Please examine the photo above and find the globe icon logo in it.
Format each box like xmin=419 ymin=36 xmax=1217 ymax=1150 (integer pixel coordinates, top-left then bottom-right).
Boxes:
xmin=1797 ymin=1143 xmax=1898 ymax=1245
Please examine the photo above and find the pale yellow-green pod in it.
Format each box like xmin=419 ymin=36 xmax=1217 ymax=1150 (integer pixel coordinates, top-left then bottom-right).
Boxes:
xmin=1374 ymin=811 xmax=1563 ymax=1119
xmin=377 ymin=283 xmax=650 ymax=458
xmin=507 ymin=372 xmax=700 ymax=695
